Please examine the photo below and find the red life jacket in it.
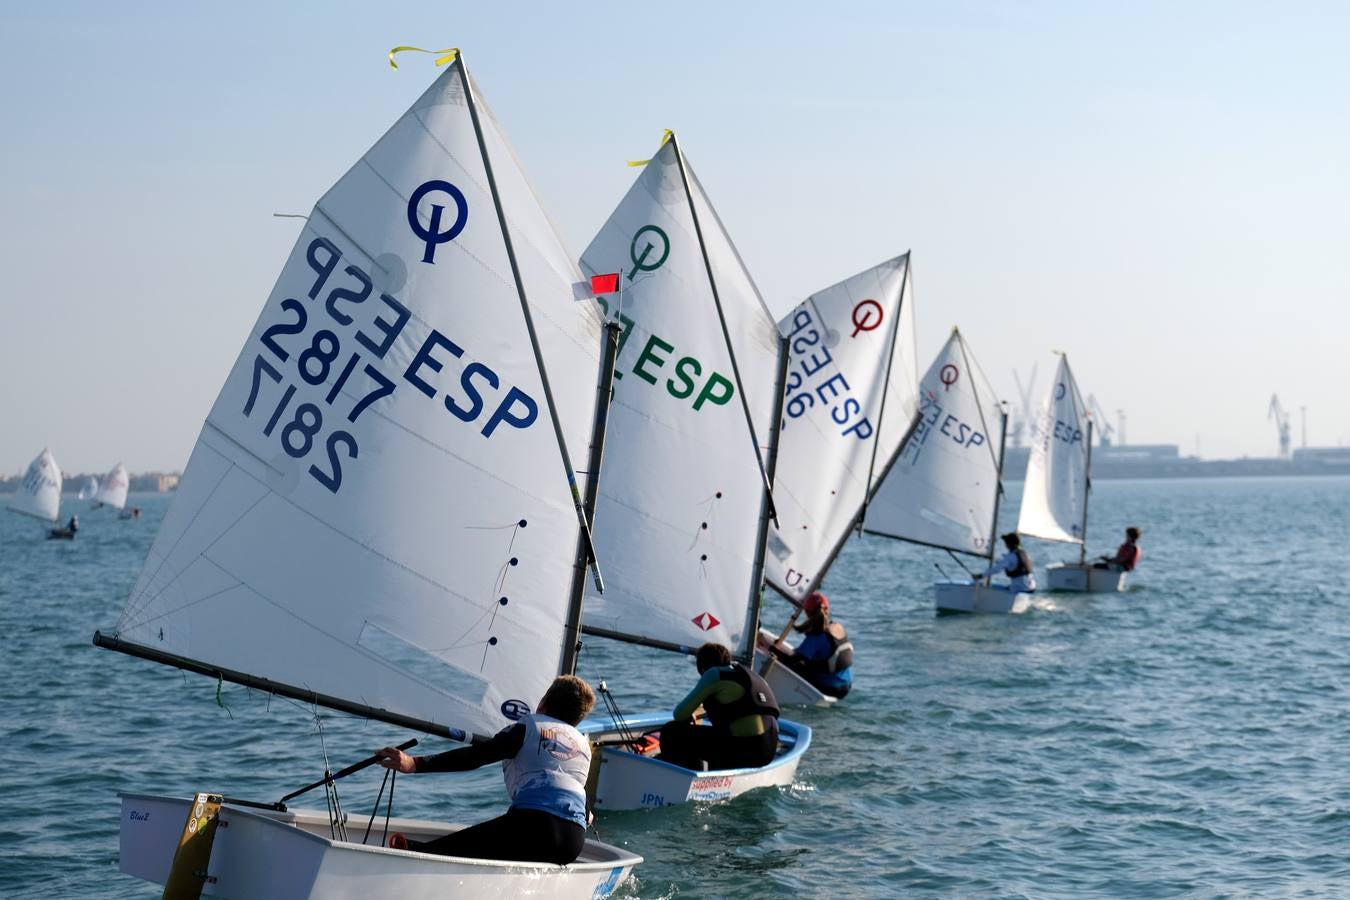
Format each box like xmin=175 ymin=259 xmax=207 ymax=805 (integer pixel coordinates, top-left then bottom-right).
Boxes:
xmin=1116 ymin=542 xmax=1140 ymax=571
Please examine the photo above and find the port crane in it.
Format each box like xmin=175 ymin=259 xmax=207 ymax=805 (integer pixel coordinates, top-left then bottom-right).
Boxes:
xmin=1011 ymin=363 xmax=1039 ymax=449
xmin=1085 ymin=394 xmax=1116 ymax=447
xmin=1268 ymin=394 xmax=1292 ymax=459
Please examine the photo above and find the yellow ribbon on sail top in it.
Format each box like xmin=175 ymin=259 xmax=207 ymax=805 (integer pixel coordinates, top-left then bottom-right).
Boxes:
xmin=388 ymin=46 xmax=460 ymax=69
xmin=627 ymin=129 xmax=675 ymax=166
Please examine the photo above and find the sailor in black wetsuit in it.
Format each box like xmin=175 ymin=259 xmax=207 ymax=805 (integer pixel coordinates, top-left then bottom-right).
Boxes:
xmin=375 ymin=674 xmax=595 ymax=865
xmin=657 ymin=642 xmax=780 ymax=771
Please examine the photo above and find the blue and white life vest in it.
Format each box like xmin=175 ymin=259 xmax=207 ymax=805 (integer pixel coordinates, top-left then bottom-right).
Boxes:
xmin=501 ymin=714 xmax=591 ymax=828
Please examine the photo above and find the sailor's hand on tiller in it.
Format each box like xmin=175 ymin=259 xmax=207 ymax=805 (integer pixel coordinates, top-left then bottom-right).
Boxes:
xmin=376 ymin=747 xmax=416 ymax=773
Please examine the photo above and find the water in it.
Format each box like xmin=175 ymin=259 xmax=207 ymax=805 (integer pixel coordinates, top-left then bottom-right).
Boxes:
xmin=2 ymin=477 xmax=1348 ymax=897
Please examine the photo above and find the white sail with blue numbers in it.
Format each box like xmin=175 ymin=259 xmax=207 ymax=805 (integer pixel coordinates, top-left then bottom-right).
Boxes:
xmin=103 ymin=56 xmax=606 ymax=741
xmin=864 ymin=328 xmax=1006 ymax=558
xmin=97 ymin=53 xmax=641 ymax=900
xmin=1017 ymin=353 xmax=1089 ymax=544
xmin=577 ymin=135 xmax=784 ymax=657
xmin=8 ymin=448 xmax=62 ymax=523
xmin=764 ymin=253 xmax=919 ymax=601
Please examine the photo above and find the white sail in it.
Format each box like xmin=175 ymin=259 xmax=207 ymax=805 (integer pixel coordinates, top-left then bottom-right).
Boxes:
xmin=1017 ymin=354 xmax=1089 ymax=544
xmin=8 ymin=448 xmax=62 ymax=523
xmin=97 ymin=463 xmax=130 ymax=510
xmin=864 ymin=328 xmax=1006 ymax=557
xmin=78 ymin=476 xmax=98 ymax=501
xmin=765 ymin=254 xmax=919 ymax=599
xmin=578 ymin=136 xmax=782 ymax=655
xmin=109 ymin=57 xmax=603 ymax=740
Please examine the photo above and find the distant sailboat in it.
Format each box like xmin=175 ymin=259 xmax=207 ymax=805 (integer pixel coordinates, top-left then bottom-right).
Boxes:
xmin=78 ymin=476 xmax=98 ymax=501
xmin=93 ymin=50 xmax=639 ymax=897
xmin=1020 ymin=355 xmax=1123 ymax=592
xmin=94 ymin=463 xmax=129 ymax=511
xmin=754 ymin=254 xmax=921 ymax=706
xmin=8 ymin=448 xmax=64 ymax=531
xmin=864 ymin=328 xmax=1029 ymax=614
xmin=576 ymin=132 xmax=810 ymax=809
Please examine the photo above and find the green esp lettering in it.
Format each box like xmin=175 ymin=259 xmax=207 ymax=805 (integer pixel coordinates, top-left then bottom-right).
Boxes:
xmin=667 ymin=356 xmax=702 ymax=400
xmin=694 ymin=372 xmax=734 ymax=411
xmin=633 ymin=334 xmax=675 ymax=385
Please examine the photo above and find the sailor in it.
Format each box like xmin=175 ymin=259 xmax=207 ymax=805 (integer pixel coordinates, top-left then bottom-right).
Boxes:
xmin=657 ymin=642 xmax=781 ymax=770
xmin=978 ymin=532 xmax=1037 ymax=592
xmin=768 ymin=591 xmax=854 ymax=699
xmin=67 ymin=515 xmax=79 ymax=534
xmin=1095 ymin=526 xmax=1142 ymax=571
xmin=375 ymin=674 xmax=595 ymax=865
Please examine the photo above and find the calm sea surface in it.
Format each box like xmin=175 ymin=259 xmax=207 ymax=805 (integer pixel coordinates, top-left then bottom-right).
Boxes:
xmin=2 ymin=476 xmax=1348 ymax=898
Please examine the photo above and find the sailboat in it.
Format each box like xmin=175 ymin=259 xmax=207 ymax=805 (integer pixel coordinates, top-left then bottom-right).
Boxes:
xmin=93 ymin=50 xmax=640 ymax=897
xmin=753 ymin=254 xmax=921 ymax=706
xmin=1021 ymin=356 xmax=1123 ymax=591
xmin=864 ymin=328 xmax=1028 ymax=614
xmin=574 ymin=132 xmax=810 ymax=810
xmin=94 ymin=462 xmax=129 ymax=511
xmin=8 ymin=448 xmax=66 ymax=537
xmin=78 ymin=475 xmax=99 ymax=501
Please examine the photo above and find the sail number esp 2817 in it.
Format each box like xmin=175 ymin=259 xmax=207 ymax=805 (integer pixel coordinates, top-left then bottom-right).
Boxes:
xmin=240 ymin=236 xmax=539 ymax=494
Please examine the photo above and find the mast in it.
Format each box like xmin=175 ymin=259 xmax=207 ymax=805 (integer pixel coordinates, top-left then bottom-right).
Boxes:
xmin=738 ymin=335 xmax=789 ymax=663
xmin=986 ymin=406 xmax=1010 ymax=569
xmin=669 ymin=131 xmax=778 ymax=527
xmin=858 ymin=255 xmax=910 ymax=532
xmin=561 ymin=321 xmax=621 ymax=676
xmin=459 ymin=53 xmax=604 ymax=593
xmin=1079 ymin=418 xmax=1093 ymax=567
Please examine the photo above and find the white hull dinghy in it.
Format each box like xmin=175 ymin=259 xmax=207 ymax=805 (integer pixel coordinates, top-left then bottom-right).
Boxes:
xmin=580 ymin=712 xmax=810 ymax=810
xmin=1045 ymin=562 xmax=1127 ymax=593
xmin=574 ymin=131 xmax=812 ymax=807
xmin=93 ymin=49 xmax=638 ymax=896
xmin=1018 ymin=354 xmax=1118 ymax=594
xmin=865 ymin=329 xmax=1024 ymax=614
xmin=934 ymin=581 xmax=1032 ymax=614
xmin=753 ymin=628 xmax=837 ymax=708
xmin=118 ymin=793 xmax=639 ymax=899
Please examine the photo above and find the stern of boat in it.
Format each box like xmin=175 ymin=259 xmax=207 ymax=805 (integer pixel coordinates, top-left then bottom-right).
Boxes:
xmin=934 ymin=581 xmax=1031 ymax=614
xmin=583 ymin=715 xmax=811 ymax=811
xmin=753 ymin=630 xmax=837 ymax=708
xmin=1045 ymin=563 xmax=1128 ymax=593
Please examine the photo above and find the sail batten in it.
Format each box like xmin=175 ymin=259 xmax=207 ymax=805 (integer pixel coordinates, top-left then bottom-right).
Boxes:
xmin=102 ymin=58 xmax=603 ymax=740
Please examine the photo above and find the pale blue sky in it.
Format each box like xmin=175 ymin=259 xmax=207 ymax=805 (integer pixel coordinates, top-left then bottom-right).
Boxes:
xmin=2 ymin=1 xmax=1347 ymax=472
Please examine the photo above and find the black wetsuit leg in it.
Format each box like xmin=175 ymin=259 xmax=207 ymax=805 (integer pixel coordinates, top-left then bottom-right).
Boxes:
xmin=656 ymin=720 xmax=720 ymax=769
xmin=717 ymin=716 xmax=779 ymax=768
xmin=409 ymin=808 xmax=584 ymax=865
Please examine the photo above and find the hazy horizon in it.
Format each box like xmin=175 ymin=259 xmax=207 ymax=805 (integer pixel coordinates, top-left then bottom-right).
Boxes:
xmin=3 ymin=2 xmax=1347 ymax=473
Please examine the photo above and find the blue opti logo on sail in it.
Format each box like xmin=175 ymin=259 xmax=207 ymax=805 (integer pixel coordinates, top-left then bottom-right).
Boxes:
xmin=408 ymin=180 xmax=468 ymax=264
xmin=501 ymin=698 xmax=532 ymax=720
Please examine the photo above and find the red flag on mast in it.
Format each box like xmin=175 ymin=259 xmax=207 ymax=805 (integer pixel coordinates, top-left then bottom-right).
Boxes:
xmin=590 ymin=273 xmax=621 ymax=295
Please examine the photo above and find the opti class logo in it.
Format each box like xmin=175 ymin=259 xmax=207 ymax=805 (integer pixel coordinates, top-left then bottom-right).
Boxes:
xmin=500 ymin=698 xmax=532 ymax=720
xmin=407 ymin=180 xmax=469 ymax=264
